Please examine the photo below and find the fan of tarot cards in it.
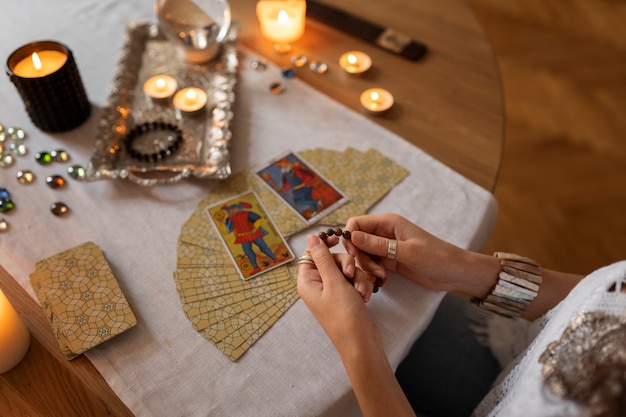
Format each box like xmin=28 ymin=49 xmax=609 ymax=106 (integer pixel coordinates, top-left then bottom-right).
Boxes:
xmin=174 ymin=148 xmax=408 ymax=360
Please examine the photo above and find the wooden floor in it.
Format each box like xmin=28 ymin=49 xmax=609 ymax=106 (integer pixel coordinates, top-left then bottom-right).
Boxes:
xmin=467 ymin=0 xmax=626 ymax=275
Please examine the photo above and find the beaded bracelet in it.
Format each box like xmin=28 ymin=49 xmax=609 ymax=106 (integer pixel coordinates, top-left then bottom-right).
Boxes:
xmin=472 ymin=252 xmax=543 ymax=318
xmin=319 ymin=227 xmax=385 ymax=292
xmin=123 ymin=121 xmax=183 ymax=163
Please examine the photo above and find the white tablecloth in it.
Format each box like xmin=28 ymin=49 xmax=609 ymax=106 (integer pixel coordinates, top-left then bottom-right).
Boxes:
xmin=1 ymin=1 xmax=498 ymax=416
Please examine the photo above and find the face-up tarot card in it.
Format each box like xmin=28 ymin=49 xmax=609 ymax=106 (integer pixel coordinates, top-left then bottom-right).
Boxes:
xmin=206 ymin=190 xmax=294 ymax=280
xmin=255 ymin=151 xmax=348 ymax=224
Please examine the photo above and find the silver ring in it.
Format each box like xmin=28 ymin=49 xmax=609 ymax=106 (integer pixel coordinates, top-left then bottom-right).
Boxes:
xmin=298 ymin=254 xmax=315 ymax=265
xmin=386 ymin=239 xmax=398 ymax=260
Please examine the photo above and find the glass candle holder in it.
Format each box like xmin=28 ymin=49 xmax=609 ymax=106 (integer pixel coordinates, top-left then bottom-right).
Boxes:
xmin=256 ymin=0 xmax=306 ymax=54
xmin=6 ymin=41 xmax=91 ymax=133
xmin=156 ymin=0 xmax=232 ymax=63
xmin=0 ymin=289 xmax=31 ymax=374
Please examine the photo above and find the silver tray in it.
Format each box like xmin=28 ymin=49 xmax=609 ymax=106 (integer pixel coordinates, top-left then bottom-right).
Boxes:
xmin=86 ymin=20 xmax=238 ymax=185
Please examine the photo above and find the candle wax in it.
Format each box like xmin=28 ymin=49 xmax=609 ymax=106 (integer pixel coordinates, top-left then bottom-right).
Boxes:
xmin=12 ymin=50 xmax=68 ymax=78
xmin=0 ymin=289 xmax=31 ymax=373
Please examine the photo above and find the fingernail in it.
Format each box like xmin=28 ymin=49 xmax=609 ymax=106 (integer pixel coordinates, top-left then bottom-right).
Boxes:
xmin=308 ymin=234 xmax=321 ymax=247
xmin=344 ymin=263 xmax=355 ymax=278
xmin=351 ymin=231 xmax=365 ymax=246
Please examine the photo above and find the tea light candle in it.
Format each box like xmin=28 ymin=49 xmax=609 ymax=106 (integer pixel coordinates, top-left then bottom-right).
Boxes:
xmin=173 ymin=87 xmax=208 ymax=114
xmin=339 ymin=51 xmax=372 ymax=74
xmin=6 ymin=41 xmax=91 ymax=132
xmin=143 ymin=75 xmax=178 ymax=100
xmin=360 ymin=88 xmax=394 ymax=114
xmin=0 ymin=289 xmax=31 ymax=374
xmin=256 ymin=0 xmax=306 ymax=53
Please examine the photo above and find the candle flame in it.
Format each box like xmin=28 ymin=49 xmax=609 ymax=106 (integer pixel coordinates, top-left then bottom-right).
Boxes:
xmin=155 ymin=77 xmax=166 ymax=91
xmin=32 ymin=52 xmax=42 ymax=71
xmin=347 ymin=54 xmax=357 ymax=66
xmin=185 ymin=88 xmax=198 ymax=104
xmin=278 ymin=10 xmax=289 ymax=24
xmin=370 ymin=91 xmax=380 ymax=102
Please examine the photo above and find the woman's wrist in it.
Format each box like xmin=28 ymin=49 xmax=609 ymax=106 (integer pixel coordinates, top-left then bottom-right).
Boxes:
xmin=451 ymin=250 xmax=501 ymax=298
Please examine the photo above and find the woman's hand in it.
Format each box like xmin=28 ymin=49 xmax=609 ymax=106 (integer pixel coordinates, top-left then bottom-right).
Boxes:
xmin=344 ymin=214 xmax=500 ymax=298
xmin=297 ymin=235 xmax=382 ymax=354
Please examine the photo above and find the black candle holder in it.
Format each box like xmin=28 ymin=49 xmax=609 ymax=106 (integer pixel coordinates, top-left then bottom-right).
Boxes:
xmin=6 ymin=41 xmax=91 ymax=133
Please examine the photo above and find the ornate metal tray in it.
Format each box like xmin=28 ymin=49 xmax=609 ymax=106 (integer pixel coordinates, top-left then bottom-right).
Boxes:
xmin=86 ymin=20 xmax=238 ymax=185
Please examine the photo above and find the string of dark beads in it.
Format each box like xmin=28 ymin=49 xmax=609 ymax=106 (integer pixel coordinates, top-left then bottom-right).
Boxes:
xmin=123 ymin=121 xmax=183 ymax=163
xmin=319 ymin=228 xmax=351 ymax=241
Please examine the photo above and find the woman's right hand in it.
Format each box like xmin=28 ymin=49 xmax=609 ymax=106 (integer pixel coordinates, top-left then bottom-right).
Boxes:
xmin=344 ymin=214 xmax=499 ymax=297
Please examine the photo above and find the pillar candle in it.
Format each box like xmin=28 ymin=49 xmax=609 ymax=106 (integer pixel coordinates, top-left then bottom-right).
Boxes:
xmin=0 ymin=289 xmax=31 ymax=374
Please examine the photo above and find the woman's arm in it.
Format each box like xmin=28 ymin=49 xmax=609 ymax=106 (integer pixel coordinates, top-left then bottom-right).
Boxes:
xmin=345 ymin=214 xmax=585 ymax=320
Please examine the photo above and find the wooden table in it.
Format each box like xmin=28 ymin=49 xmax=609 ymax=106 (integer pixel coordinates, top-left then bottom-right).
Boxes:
xmin=0 ymin=1 xmax=503 ymax=416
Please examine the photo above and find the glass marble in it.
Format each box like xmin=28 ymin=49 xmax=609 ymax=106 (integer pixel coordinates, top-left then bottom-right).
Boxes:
xmin=51 ymin=149 xmax=70 ymax=162
xmin=0 ymin=154 xmax=14 ymax=168
xmin=0 ymin=187 xmax=9 ymax=200
xmin=309 ymin=61 xmax=328 ymax=74
xmin=0 ymin=217 xmax=7 ymax=232
xmin=281 ymin=67 xmax=295 ymax=78
xmin=9 ymin=143 xmax=27 ymax=156
xmin=36 ymin=151 xmax=53 ymax=164
xmin=270 ymin=82 xmax=286 ymax=94
xmin=46 ymin=175 xmax=66 ymax=189
xmin=51 ymin=202 xmax=70 ymax=216
xmin=291 ymin=55 xmax=308 ymax=68
xmin=0 ymin=199 xmax=14 ymax=213
xmin=67 ymin=165 xmax=86 ymax=180
xmin=250 ymin=59 xmax=267 ymax=71
xmin=6 ymin=127 xmax=26 ymax=140
xmin=16 ymin=170 xmax=35 ymax=184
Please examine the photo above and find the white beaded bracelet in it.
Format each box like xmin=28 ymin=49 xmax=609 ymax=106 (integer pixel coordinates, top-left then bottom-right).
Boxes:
xmin=472 ymin=252 xmax=543 ymax=318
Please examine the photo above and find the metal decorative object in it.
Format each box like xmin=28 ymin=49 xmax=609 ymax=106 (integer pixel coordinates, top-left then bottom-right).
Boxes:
xmin=86 ymin=20 xmax=239 ymax=186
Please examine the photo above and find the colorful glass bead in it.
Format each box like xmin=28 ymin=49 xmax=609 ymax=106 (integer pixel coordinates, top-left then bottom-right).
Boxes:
xmin=67 ymin=165 xmax=86 ymax=180
xmin=250 ymin=59 xmax=267 ymax=71
xmin=281 ymin=67 xmax=296 ymax=78
xmin=17 ymin=170 xmax=35 ymax=184
xmin=46 ymin=175 xmax=66 ymax=189
xmin=0 ymin=199 xmax=14 ymax=213
xmin=309 ymin=61 xmax=328 ymax=74
xmin=270 ymin=82 xmax=286 ymax=94
xmin=0 ymin=154 xmax=14 ymax=168
xmin=0 ymin=217 xmax=7 ymax=232
xmin=51 ymin=202 xmax=70 ymax=216
xmin=290 ymin=55 xmax=308 ymax=68
xmin=36 ymin=151 xmax=53 ymax=164
xmin=0 ymin=187 xmax=9 ymax=200
xmin=7 ymin=127 xmax=26 ymax=140
xmin=9 ymin=143 xmax=27 ymax=156
xmin=51 ymin=149 xmax=70 ymax=162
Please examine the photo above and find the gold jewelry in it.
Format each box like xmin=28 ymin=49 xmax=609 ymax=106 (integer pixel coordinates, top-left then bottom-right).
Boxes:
xmin=297 ymin=254 xmax=315 ymax=265
xmin=472 ymin=252 xmax=543 ymax=318
xmin=386 ymin=239 xmax=398 ymax=260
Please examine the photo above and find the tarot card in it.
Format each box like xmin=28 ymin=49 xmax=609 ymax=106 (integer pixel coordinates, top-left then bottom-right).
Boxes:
xmin=255 ymin=151 xmax=348 ymax=224
xmin=206 ymin=190 xmax=294 ymax=280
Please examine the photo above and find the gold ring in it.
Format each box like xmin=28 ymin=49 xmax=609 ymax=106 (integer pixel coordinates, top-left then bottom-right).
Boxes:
xmin=387 ymin=239 xmax=398 ymax=260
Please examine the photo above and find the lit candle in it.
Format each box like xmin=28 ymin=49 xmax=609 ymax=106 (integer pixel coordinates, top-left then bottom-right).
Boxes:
xmin=6 ymin=41 xmax=91 ymax=132
xmin=143 ymin=75 xmax=178 ymax=100
xmin=0 ymin=289 xmax=31 ymax=374
xmin=256 ymin=0 xmax=306 ymax=53
xmin=360 ymin=88 xmax=394 ymax=114
xmin=11 ymin=50 xmax=68 ymax=78
xmin=339 ymin=51 xmax=372 ymax=75
xmin=173 ymin=87 xmax=208 ymax=114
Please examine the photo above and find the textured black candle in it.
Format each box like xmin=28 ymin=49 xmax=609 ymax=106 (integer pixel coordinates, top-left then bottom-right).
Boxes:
xmin=6 ymin=41 xmax=91 ymax=133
